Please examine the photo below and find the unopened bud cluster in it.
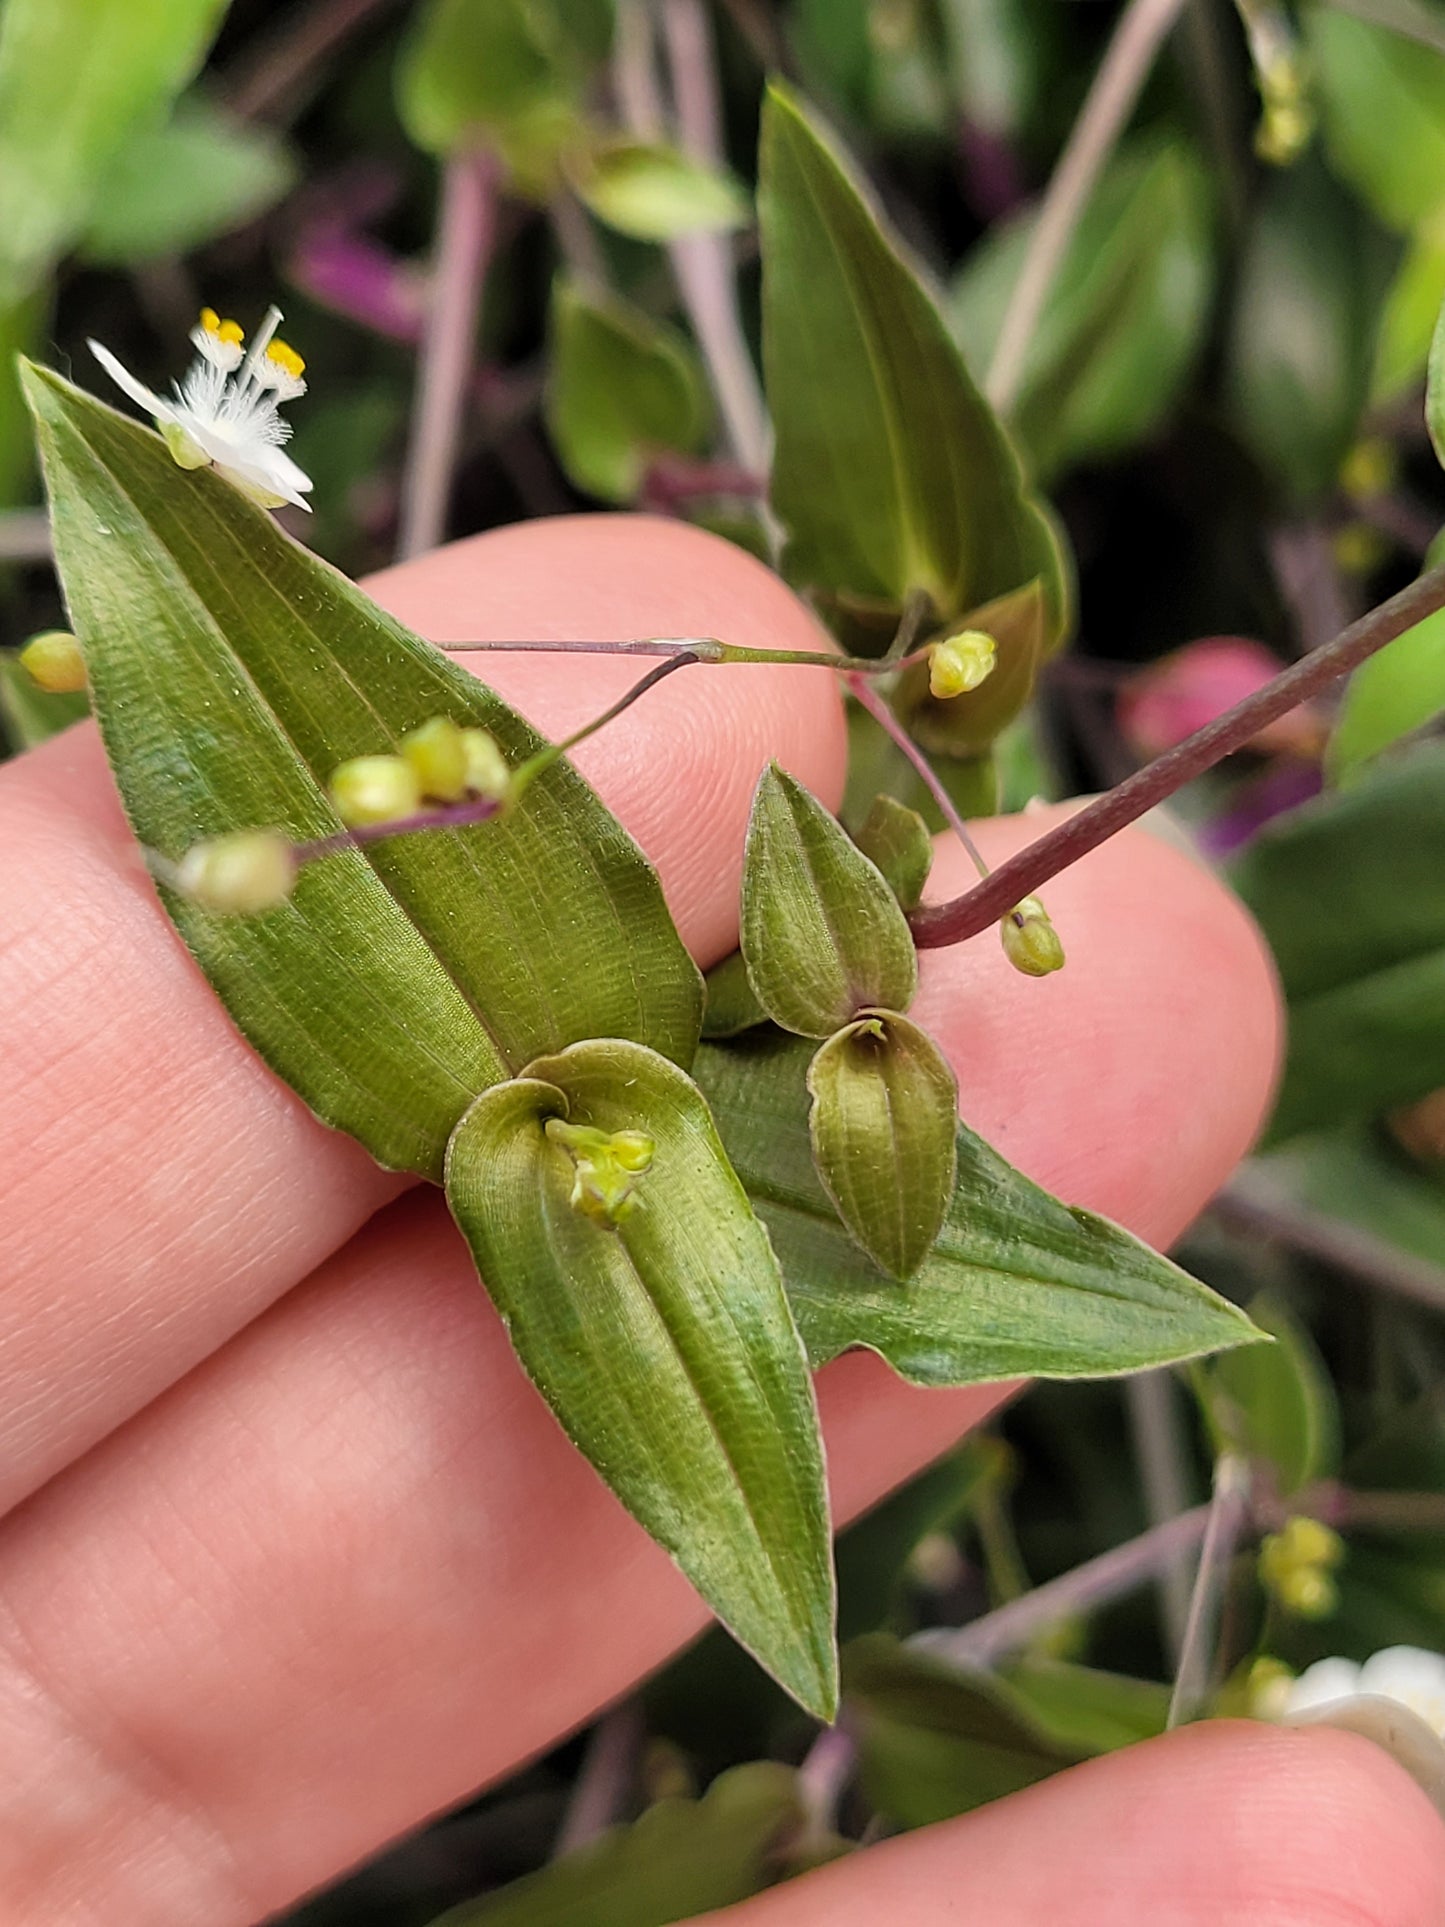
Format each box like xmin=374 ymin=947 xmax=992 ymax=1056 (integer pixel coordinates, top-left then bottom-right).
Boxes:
xmin=328 ymin=716 xmax=512 ymax=826
xmin=1000 ymin=896 xmax=1065 ymax=977
xmin=1258 ymin=1514 xmax=1344 ymax=1619
xmin=175 ymin=830 xmax=296 ymax=914
xmin=20 ymin=630 xmax=87 ymax=694
xmin=545 ymin=1119 xmax=655 ymax=1225
xmin=929 ymin=629 xmax=997 ymax=701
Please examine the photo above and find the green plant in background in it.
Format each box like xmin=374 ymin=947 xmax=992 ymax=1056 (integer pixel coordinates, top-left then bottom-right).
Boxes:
xmin=8 ymin=0 xmax=1445 ymax=1918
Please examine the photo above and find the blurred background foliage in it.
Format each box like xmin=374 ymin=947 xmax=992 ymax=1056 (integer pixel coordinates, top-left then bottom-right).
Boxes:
xmin=4 ymin=0 xmax=1445 ymax=1919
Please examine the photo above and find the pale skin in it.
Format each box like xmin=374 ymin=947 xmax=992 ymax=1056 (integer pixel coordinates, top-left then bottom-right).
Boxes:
xmin=0 ymin=515 xmax=1441 ymax=1925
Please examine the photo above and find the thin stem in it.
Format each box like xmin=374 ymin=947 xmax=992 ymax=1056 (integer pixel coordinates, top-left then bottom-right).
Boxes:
xmin=223 ymin=0 xmax=397 ymax=122
xmin=291 ymin=793 xmax=505 ymax=865
xmin=1213 ymin=1170 xmax=1445 ymax=1316
xmin=794 ymin=1722 xmax=855 ymax=1851
xmin=845 ymin=673 xmax=992 ymax=881
xmin=430 ymin=634 xmax=935 ymax=675
xmin=509 ymin=651 xmax=702 ymax=794
xmin=397 ymin=150 xmax=500 ymax=562
xmin=911 ymin=565 xmax=1445 ymax=949
xmin=552 ymin=1702 xmax=643 ymax=1859
xmin=986 ymin=0 xmax=1189 ymax=413
xmin=1125 ymin=1372 xmax=1194 ymax=1661
xmin=913 ymin=1502 xmax=1218 ymax=1669
xmin=1167 ymin=1456 xmax=1251 ymax=1729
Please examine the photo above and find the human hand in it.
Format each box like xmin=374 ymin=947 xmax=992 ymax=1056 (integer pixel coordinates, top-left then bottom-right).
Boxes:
xmin=2 ymin=516 xmax=1440 ymax=1924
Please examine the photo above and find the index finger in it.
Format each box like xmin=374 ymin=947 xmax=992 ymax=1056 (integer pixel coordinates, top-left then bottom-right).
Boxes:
xmin=0 ymin=514 xmax=845 ymax=1512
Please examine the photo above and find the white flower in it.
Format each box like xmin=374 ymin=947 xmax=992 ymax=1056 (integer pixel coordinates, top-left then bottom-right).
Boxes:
xmin=88 ymin=306 xmax=313 ymax=511
xmin=1284 ymin=1646 xmax=1445 ymax=1737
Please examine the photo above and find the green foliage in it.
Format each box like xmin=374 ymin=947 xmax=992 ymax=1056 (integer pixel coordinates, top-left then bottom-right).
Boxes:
xmin=431 ymin=1763 xmax=804 ymax=1925
xmin=851 ymin=793 xmax=934 ymax=912
xmin=1234 ymin=746 xmax=1445 ymax=1140
xmin=1372 ymin=221 xmax=1445 ymax=402
xmin=891 ymin=576 xmax=1049 ymax=761
xmin=701 ymin=950 xmax=769 ymax=1041
xmin=1254 ymin=1126 xmax=1445 ymax=1278
xmin=1430 ymin=280 xmax=1445 ymax=471
xmin=573 ymin=140 xmax=750 ymax=241
xmin=1310 ymin=9 xmax=1445 ymax=234
xmin=24 ymin=366 xmax=701 ymax=1179
xmin=697 ymin=1031 xmax=1258 ymax=1382
xmin=445 ymin=1039 xmax=837 ymax=1718
xmin=0 ymin=651 xmax=88 ymax=750
xmin=807 ymin=1012 xmax=958 ymax=1280
xmin=76 ymin=95 xmax=294 ymax=265
xmin=0 ymin=0 xmax=229 ymax=301
xmin=740 ymin=764 xmax=917 ymax=1038
xmin=546 ymin=277 xmax=711 ymax=502
xmin=1226 ymin=159 xmax=1392 ymax=502
xmin=1199 ymin=1294 xmax=1340 ymax=1495
xmin=1330 ymin=590 xmax=1445 ymax=782
xmin=757 ymin=83 xmax=1067 ymax=654
xmin=950 ymin=138 xmax=1214 ymax=481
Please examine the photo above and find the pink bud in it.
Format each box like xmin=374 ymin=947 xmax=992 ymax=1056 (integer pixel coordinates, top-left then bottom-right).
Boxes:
xmin=1118 ymin=637 xmax=1324 ymax=761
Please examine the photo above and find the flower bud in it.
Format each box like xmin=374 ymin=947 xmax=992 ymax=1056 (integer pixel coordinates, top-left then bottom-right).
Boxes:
xmin=1245 ymin=1655 xmax=1296 ymax=1720
xmin=19 ymin=630 xmax=87 ymax=694
xmin=1277 ymin=1514 xmax=1344 ymax=1571
xmin=1000 ymin=896 xmax=1065 ymax=976
xmin=328 ymin=753 xmax=423 ymax=827
xmin=401 ymin=716 xmax=469 ymax=801
xmin=1275 ymin=1564 xmax=1338 ymax=1619
xmin=929 ymin=629 xmax=997 ymax=700
xmin=545 ymin=1119 xmax=655 ymax=1225
xmin=175 ymin=830 xmax=295 ymax=914
xmin=461 ymin=727 xmax=513 ymax=803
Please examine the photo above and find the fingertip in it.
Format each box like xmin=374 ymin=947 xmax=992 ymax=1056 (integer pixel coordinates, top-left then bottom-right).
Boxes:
xmin=913 ymin=809 xmax=1283 ymax=1247
xmin=364 ymin=514 xmax=849 ymax=964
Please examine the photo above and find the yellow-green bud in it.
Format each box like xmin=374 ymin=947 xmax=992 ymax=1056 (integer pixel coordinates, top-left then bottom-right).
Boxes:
xmin=929 ymin=630 xmax=997 ymax=700
xmin=461 ymin=727 xmax=513 ymax=803
xmin=1244 ymin=1655 xmax=1295 ymax=1720
xmin=1000 ymin=896 xmax=1065 ymax=977
xmin=161 ymin=420 xmax=210 ymax=471
xmin=401 ymin=716 xmax=469 ymax=801
xmin=328 ymin=753 xmax=423 ymax=827
xmin=19 ymin=630 xmax=87 ymax=694
xmin=1339 ymin=437 xmax=1396 ymax=504
xmin=1277 ymin=1514 xmax=1345 ymax=1571
xmin=175 ymin=830 xmax=295 ymax=914
xmin=546 ymin=1119 xmax=656 ymax=1225
xmin=1275 ymin=1564 xmax=1338 ymax=1619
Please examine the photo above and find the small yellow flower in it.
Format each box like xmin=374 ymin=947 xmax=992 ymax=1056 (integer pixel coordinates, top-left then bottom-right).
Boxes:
xmin=929 ymin=630 xmax=997 ymax=700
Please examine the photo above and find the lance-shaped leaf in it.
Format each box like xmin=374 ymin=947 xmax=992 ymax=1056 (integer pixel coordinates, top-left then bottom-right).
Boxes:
xmin=892 ymin=576 xmax=1049 ymax=760
xmin=741 ymin=763 xmax=917 ymax=1038
xmin=695 ymin=1032 xmax=1258 ymax=1382
xmin=23 ymin=365 xmax=702 ymax=1179
xmin=573 ymin=139 xmax=751 ymax=242
xmin=444 ymin=1039 xmax=838 ymax=1718
xmin=807 ymin=1011 xmax=958 ymax=1279
xmin=852 ymin=793 xmax=933 ymax=911
xmin=758 ymin=83 xmax=1067 ymax=646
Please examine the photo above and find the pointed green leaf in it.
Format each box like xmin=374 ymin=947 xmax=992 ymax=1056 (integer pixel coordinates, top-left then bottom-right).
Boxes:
xmin=23 ymin=365 xmax=701 ymax=1178
xmin=431 ymin=1763 xmax=806 ymax=1926
xmin=701 ymin=949 xmax=770 ymax=1039
xmin=807 ymin=1011 xmax=958 ymax=1279
xmin=758 ymin=82 xmax=1067 ymax=643
xmin=546 ymin=276 xmax=711 ymax=503
xmin=852 ymin=793 xmax=933 ymax=911
xmin=741 ymin=764 xmax=917 ymax=1038
xmin=893 ymin=576 xmax=1048 ymax=760
xmin=1429 ymin=281 xmax=1445 ymax=471
xmin=1232 ymin=744 xmax=1445 ymax=1139
xmin=695 ymin=1031 xmax=1258 ymax=1382
xmin=444 ymin=1039 xmax=838 ymax=1718
xmin=1330 ymin=587 xmax=1445 ymax=782
xmin=574 ymin=139 xmax=751 ymax=241
xmin=1310 ymin=8 xmax=1445 ymax=233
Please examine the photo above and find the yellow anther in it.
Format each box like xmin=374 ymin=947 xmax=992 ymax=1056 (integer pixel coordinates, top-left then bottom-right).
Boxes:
xmin=198 ymin=307 xmax=244 ymax=345
xmin=265 ymin=339 xmax=305 ymax=378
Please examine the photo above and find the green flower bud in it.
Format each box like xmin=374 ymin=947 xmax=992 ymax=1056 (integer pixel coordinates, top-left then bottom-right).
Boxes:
xmin=401 ymin=716 xmax=469 ymax=801
xmin=328 ymin=753 xmax=423 ymax=827
xmin=929 ymin=629 xmax=997 ymax=700
xmin=1275 ymin=1564 xmax=1338 ymax=1620
xmin=160 ymin=420 xmax=210 ymax=471
xmin=19 ymin=630 xmax=87 ymax=694
xmin=1000 ymin=896 xmax=1065 ymax=977
xmin=545 ymin=1118 xmax=655 ymax=1225
xmin=175 ymin=830 xmax=296 ymax=914
xmin=1277 ymin=1515 xmax=1345 ymax=1571
xmin=461 ymin=727 xmax=513 ymax=803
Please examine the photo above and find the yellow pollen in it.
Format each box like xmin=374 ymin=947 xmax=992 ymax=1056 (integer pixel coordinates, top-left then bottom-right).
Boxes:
xmin=265 ymin=339 xmax=305 ymax=378
xmin=198 ymin=307 xmax=244 ymax=345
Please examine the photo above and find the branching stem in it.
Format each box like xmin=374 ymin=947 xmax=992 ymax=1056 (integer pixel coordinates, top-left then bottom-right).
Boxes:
xmin=844 ymin=672 xmax=992 ymax=881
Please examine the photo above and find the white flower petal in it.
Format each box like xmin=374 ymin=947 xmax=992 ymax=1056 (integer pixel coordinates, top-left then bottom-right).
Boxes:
xmin=88 ymin=341 xmax=175 ymax=424
xmin=219 ymin=448 xmax=314 ymax=511
xmin=1359 ymin=1647 xmax=1445 ymax=1738
xmin=1282 ymin=1656 xmax=1362 ymax=1717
